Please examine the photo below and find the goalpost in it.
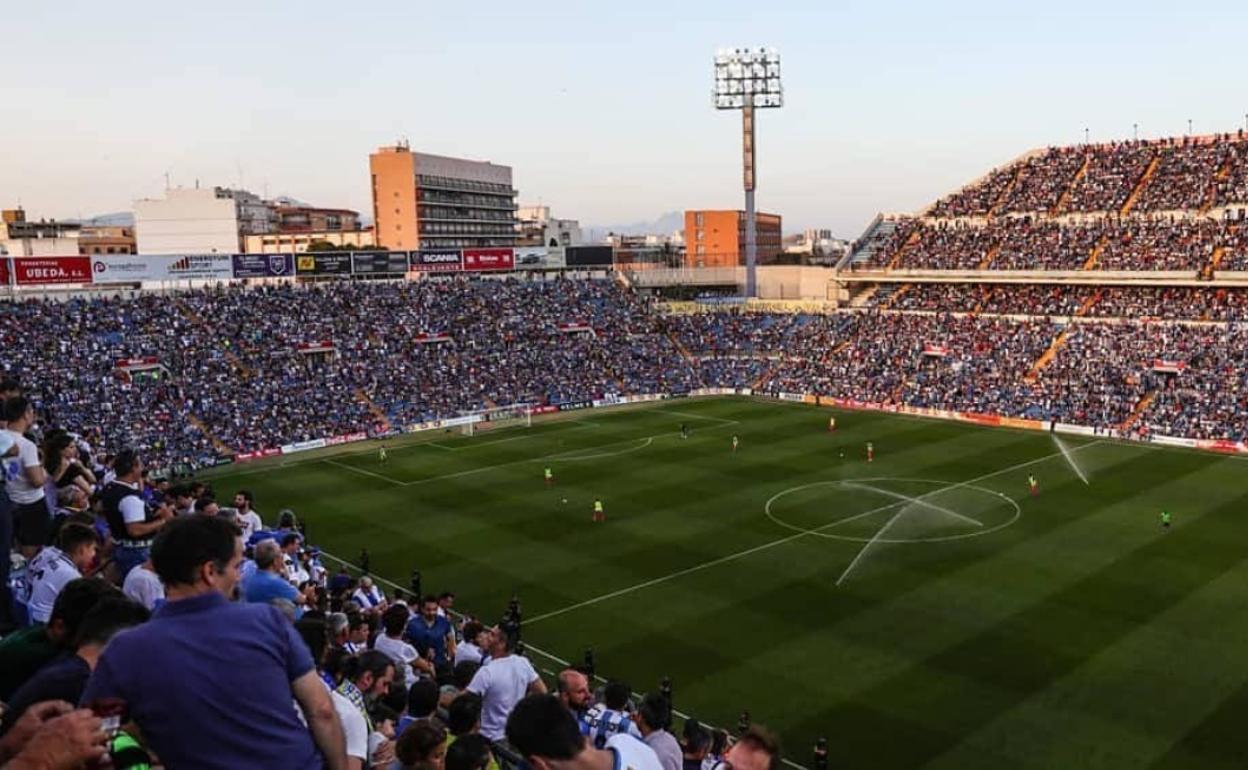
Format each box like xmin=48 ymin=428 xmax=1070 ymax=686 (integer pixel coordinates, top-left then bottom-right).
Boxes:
xmin=458 ymin=403 xmax=536 ymax=436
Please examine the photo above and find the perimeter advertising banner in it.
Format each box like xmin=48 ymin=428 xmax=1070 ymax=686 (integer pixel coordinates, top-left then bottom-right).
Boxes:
xmin=0 ymin=258 xmax=9 ymax=287
xmin=565 ymin=245 xmax=614 ymax=267
xmin=462 ymin=248 xmax=514 ymax=272
xmin=515 ymin=247 xmax=567 ymax=270
xmin=351 ymin=251 xmax=410 ymax=275
xmin=92 ymin=257 xmax=163 ymax=283
xmin=296 ymin=253 xmax=352 ymax=275
xmin=164 ymin=254 xmax=234 ymax=281
xmin=233 ymin=253 xmax=295 ymax=278
xmin=12 ymin=256 xmax=93 ymax=285
xmin=410 ymin=250 xmax=463 ymax=272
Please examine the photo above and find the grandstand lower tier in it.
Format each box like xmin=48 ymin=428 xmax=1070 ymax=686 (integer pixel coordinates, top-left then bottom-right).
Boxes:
xmin=3 ymin=278 xmax=1247 ymax=471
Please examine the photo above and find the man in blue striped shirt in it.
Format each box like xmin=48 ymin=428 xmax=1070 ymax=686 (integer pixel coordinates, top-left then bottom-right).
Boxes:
xmin=581 ymin=680 xmax=642 ymax=749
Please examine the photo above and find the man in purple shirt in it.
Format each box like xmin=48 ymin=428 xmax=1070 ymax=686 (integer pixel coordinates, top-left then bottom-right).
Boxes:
xmin=82 ymin=514 xmax=347 ymax=770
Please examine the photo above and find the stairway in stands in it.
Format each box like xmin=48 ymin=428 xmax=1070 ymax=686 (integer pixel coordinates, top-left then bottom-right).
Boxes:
xmin=354 ymin=389 xmax=393 ymax=432
xmin=843 ymin=218 xmax=900 ymax=269
xmin=1119 ymin=156 xmax=1160 ymax=216
xmin=187 ymin=414 xmax=235 ymax=457
xmin=1118 ymin=390 xmax=1158 ymax=433
xmin=1025 ymin=327 xmax=1071 ymax=383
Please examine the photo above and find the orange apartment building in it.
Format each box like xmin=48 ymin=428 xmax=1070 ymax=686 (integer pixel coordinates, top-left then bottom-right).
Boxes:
xmin=370 ymin=143 xmax=518 ymax=251
xmin=683 ymin=210 xmax=783 ymax=268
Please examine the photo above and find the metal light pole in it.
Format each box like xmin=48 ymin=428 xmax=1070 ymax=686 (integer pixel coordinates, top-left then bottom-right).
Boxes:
xmin=714 ymin=47 xmax=783 ymax=298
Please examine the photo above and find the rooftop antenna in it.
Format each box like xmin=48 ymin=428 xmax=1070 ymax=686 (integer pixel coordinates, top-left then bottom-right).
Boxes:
xmin=164 ymin=170 xmax=171 ymax=190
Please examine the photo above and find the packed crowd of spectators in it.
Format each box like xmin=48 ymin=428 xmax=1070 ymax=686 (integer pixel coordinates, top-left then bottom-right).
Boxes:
xmin=1 ymin=405 xmax=785 ymax=769
xmin=927 ymin=133 xmax=1248 ymax=218
xmin=866 ymin=215 xmax=1239 ymax=272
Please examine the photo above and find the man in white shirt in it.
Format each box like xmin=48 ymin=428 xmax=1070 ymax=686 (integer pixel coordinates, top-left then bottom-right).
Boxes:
xmin=466 ymin=625 xmax=547 ymax=741
xmin=100 ymin=449 xmax=173 ymax=580
xmin=3 ymin=397 xmax=49 ymax=558
xmin=373 ymin=605 xmax=430 ymax=689
xmin=25 ymin=523 xmax=99 ymax=623
xmin=232 ymin=490 xmax=264 ymax=541
xmin=505 ymin=694 xmax=662 ymax=770
xmin=122 ymin=557 xmax=166 ymax=611
xmin=455 ymin=621 xmax=487 ymax=666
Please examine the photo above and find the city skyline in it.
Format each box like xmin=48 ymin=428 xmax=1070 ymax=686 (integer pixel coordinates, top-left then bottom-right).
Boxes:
xmin=4 ymin=0 xmax=1247 ymax=237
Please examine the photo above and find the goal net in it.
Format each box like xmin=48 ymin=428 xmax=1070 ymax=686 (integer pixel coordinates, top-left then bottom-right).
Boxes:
xmin=459 ymin=403 xmax=535 ymax=436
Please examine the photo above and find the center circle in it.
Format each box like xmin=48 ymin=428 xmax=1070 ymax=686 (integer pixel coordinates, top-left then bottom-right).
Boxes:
xmin=764 ymin=477 xmax=1021 ymax=544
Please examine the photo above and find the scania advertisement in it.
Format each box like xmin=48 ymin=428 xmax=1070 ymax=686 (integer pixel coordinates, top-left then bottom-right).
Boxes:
xmin=410 ymin=250 xmax=463 ymax=272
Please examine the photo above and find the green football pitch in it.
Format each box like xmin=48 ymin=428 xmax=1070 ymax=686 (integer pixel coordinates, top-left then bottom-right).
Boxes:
xmin=208 ymin=397 xmax=1248 ymax=770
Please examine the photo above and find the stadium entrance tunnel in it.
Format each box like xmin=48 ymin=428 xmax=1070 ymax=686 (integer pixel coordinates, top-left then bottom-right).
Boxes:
xmin=764 ymin=477 xmax=1020 ymax=543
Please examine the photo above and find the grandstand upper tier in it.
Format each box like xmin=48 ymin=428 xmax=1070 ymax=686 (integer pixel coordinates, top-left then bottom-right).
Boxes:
xmin=927 ymin=131 xmax=1248 ymax=219
xmin=849 ymin=131 xmax=1248 ymax=274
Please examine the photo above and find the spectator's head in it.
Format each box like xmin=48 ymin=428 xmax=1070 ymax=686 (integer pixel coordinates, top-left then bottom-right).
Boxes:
xmin=254 ymin=539 xmax=283 ymax=573
xmin=407 ymin=678 xmax=441 ymax=720
xmin=461 ymin=620 xmax=485 ymax=647
xmin=172 ymin=485 xmax=195 ymax=509
xmin=72 ymin=596 xmax=150 ymax=651
xmin=280 ymin=532 xmax=301 ymax=554
xmin=57 ymin=522 xmax=100 ymax=573
xmin=347 ymin=612 xmax=371 ymax=644
xmin=194 ymin=495 xmax=219 ymax=516
xmin=113 ymin=449 xmax=143 ymax=483
xmin=556 ymin=669 xmax=592 ymax=713
xmin=452 ymin=660 xmax=481 ymax=691
xmin=3 ymin=395 xmax=34 ymax=430
xmin=447 ymin=692 xmax=483 ymax=737
xmin=682 ymin=720 xmax=711 ymax=760
xmin=421 ymin=593 xmax=439 ymax=622
xmin=47 ymin=578 xmax=121 ymax=647
xmin=505 ymin=694 xmax=587 ymax=769
xmin=0 ymin=378 xmax=21 ymax=399
xmin=233 ymin=490 xmax=253 ymax=512
xmin=370 ymin=704 xmax=400 ymax=741
xmin=395 ymin=719 xmax=448 ymax=770
xmin=445 ymin=734 xmax=491 ymax=770
xmin=603 ymin=680 xmax=631 ymax=712
xmin=328 ymin=611 xmax=349 ymax=645
xmin=483 ymin=625 xmax=511 ymax=658
xmin=295 ymin=615 xmax=330 ymax=667
xmin=151 ymin=514 xmax=243 ymax=599
xmin=382 ymin=604 xmax=410 ymax=637
xmin=438 ymin=591 xmax=455 ymax=612
xmin=57 ymin=485 xmax=89 ymax=513
xmin=637 ymin=692 xmax=671 ymax=736
xmin=277 ymin=509 xmax=296 ymax=530
xmin=722 ymin=727 xmax=782 ymax=770
xmin=348 ymin=650 xmax=396 ymax=700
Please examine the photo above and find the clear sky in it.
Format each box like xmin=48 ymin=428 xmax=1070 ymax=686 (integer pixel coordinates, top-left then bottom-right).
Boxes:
xmin=4 ymin=0 xmax=1247 ymax=237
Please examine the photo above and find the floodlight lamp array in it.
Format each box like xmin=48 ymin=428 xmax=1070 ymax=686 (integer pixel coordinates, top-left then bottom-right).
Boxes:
xmin=713 ymin=47 xmax=782 ymax=110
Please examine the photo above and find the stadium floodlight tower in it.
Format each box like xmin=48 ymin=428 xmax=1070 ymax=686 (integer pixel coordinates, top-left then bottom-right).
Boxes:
xmin=714 ymin=46 xmax=783 ymax=298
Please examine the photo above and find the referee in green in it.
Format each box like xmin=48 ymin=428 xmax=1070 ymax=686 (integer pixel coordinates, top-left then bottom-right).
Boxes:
xmin=1161 ymin=510 xmax=1172 ymax=530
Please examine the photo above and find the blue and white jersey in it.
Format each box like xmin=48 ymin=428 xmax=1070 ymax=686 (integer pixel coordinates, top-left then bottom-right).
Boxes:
xmin=582 ymin=704 xmax=643 ymax=749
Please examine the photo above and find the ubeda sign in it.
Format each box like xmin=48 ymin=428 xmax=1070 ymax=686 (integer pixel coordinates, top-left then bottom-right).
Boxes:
xmin=12 ymin=257 xmax=93 ymax=285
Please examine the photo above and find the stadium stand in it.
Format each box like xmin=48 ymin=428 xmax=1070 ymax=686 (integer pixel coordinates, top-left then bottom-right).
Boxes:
xmin=7 ymin=127 xmax=1248 ymax=769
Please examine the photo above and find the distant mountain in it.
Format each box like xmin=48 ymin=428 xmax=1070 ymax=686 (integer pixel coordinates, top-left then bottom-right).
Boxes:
xmin=586 ymin=211 xmax=684 ymax=241
xmin=83 ymin=212 xmax=134 ymax=226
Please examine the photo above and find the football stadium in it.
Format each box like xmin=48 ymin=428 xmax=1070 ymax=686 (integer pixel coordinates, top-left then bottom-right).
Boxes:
xmin=4 ymin=4 xmax=1248 ymax=770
